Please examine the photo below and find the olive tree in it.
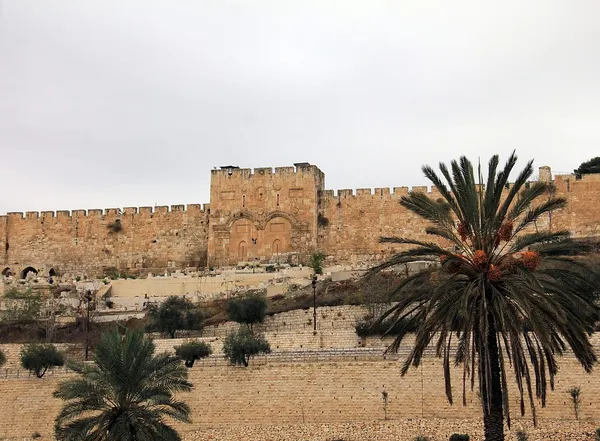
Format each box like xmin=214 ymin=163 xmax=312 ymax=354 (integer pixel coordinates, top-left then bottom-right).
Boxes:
xmin=20 ymin=343 xmax=65 ymax=377
xmin=223 ymin=327 xmax=270 ymax=367
xmin=226 ymin=292 xmax=267 ymax=331
xmin=174 ymin=340 xmax=212 ymax=368
xmin=147 ymin=296 xmax=204 ymax=338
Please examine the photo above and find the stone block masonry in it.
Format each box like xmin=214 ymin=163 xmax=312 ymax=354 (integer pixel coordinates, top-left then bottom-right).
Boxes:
xmin=2 ymin=164 xmax=600 ymax=277
xmin=1 ymin=340 xmax=600 ymax=440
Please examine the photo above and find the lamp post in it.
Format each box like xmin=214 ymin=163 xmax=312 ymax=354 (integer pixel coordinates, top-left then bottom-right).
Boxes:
xmin=312 ymin=275 xmax=317 ymax=331
xmin=84 ymin=290 xmax=92 ymax=360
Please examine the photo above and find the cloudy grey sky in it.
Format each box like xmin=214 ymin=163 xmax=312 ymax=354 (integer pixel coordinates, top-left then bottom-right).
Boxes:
xmin=1 ymin=1 xmax=599 ymax=213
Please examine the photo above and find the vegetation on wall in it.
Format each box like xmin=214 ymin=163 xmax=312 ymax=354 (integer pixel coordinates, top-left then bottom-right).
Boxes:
xmin=449 ymin=435 xmax=469 ymax=441
xmin=567 ymin=386 xmax=582 ymax=420
xmin=106 ymin=219 xmax=123 ymax=233
xmin=317 ymin=213 xmax=330 ymax=227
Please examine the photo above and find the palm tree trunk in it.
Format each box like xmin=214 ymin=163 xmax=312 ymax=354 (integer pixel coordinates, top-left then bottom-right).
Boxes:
xmin=481 ymin=321 xmax=504 ymax=441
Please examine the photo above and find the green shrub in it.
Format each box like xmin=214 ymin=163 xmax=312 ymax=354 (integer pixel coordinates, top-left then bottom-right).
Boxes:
xmin=2 ymin=288 xmax=41 ymax=323
xmin=226 ymin=292 xmax=267 ymax=330
xmin=20 ymin=343 xmax=65 ymax=377
xmin=223 ymin=327 xmax=270 ymax=367
xmin=355 ymin=317 xmax=419 ymax=337
xmin=516 ymin=431 xmax=528 ymax=441
xmin=309 ymin=252 xmax=325 ymax=275
xmin=146 ymin=296 xmax=204 ymax=338
xmin=174 ymin=340 xmax=212 ymax=368
xmin=449 ymin=435 xmax=469 ymax=441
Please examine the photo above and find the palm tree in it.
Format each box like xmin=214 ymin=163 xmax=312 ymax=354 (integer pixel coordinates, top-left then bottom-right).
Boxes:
xmin=368 ymin=153 xmax=599 ymax=441
xmin=54 ymin=329 xmax=192 ymax=441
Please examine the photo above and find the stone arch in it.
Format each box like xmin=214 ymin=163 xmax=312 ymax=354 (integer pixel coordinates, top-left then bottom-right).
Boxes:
xmin=21 ymin=266 xmax=38 ymax=279
xmin=260 ymin=210 xmax=299 ymax=229
xmin=229 ymin=217 xmax=259 ymax=263
xmin=272 ymin=239 xmax=282 ymax=254
xmin=264 ymin=216 xmax=292 ymax=256
xmin=1 ymin=267 xmax=13 ymax=277
xmin=238 ymin=241 xmax=248 ymax=259
xmin=226 ymin=211 xmax=261 ymax=229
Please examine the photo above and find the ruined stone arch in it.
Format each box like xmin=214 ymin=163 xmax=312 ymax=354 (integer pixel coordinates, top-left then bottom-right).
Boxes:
xmin=1 ymin=267 xmax=13 ymax=277
xmin=264 ymin=216 xmax=292 ymax=256
xmin=20 ymin=266 xmax=38 ymax=279
xmin=229 ymin=216 xmax=259 ymax=263
xmin=226 ymin=211 xmax=262 ymax=229
xmin=259 ymin=210 xmax=300 ymax=230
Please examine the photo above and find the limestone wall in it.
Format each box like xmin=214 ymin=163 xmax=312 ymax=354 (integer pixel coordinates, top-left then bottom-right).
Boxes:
xmin=0 ymin=205 xmax=210 ymax=278
xmin=207 ymin=165 xmax=324 ymax=266
xmin=1 ymin=352 xmax=599 ymax=440
xmin=317 ymin=173 xmax=600 ymax=263
xmin=2 ymin=165 xmax=600 ymax=278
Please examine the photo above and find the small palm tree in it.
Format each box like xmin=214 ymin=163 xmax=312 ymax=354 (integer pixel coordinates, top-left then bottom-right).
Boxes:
xmin=54 ymin=329 xmax=192 ymax=441
xmin=368 ymin=153 xmax=599 ymax=441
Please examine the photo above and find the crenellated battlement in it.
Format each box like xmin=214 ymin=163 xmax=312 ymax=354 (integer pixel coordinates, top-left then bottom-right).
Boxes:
xmin=317 ymin=171 xmax=600 ymax=203
xmin=2 ymin=164 xmax=599 ymax=276
xmin=0 ymin=204 xmax=211 ymax=220
xmin=210 ymin=163 xmax=322 ymax=179
xmin=321 ymin=185 xmax=441 ymax=199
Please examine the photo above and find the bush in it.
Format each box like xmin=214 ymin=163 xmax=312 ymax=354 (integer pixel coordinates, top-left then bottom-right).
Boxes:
xmin=595 ymin=428 xmax=600 ymax=441
xmin=449 ymin=435 xmax=469 ymax=441
xmin=2 ymin=288 xmax=41 ymax=322
xmin=174 ymin=340 xmax=212 ymax=368
xmin=309 ymin=252 xmax=325 ymax=275
xmin=20 ymin=343 xmax=65 ymax=377
xmin=223 ymin=327 xmax=271 ymax=367
xmin=355 ymin=317 xmax=419 ymax=337
xmin=226 ymin=293 xmax=267 ymax=330
xmin=0 ymin=349 xmax=6 ymax=367
xmin=516 ymin=431 xmax=528 ymax=441
xmin=146 ymin=296 xmax=204 ymax=338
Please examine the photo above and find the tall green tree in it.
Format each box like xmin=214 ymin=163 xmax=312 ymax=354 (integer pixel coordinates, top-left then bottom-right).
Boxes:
xmin=54 ymin=329 xmax=192 ymax=441
xmin=368 ymin=153 xmax=599 ymax=441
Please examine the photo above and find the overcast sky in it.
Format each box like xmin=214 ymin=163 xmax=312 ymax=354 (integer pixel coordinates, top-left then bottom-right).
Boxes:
xmin=1 ymin=1 xmax=599 ymax=213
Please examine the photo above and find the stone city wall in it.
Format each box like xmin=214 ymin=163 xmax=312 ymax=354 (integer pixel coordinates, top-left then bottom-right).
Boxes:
xmin=0 ymin=204 xmax=209 ymax=278
xmin=207 ymin=165 xmax=324 ymax=266
xmin=0 ymin=347 xmax=599 ymax=440
xmin=2 ymin=165 xmax=600 ymax=277
xmin=317 ymin=172 xmax=600 ymax=264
